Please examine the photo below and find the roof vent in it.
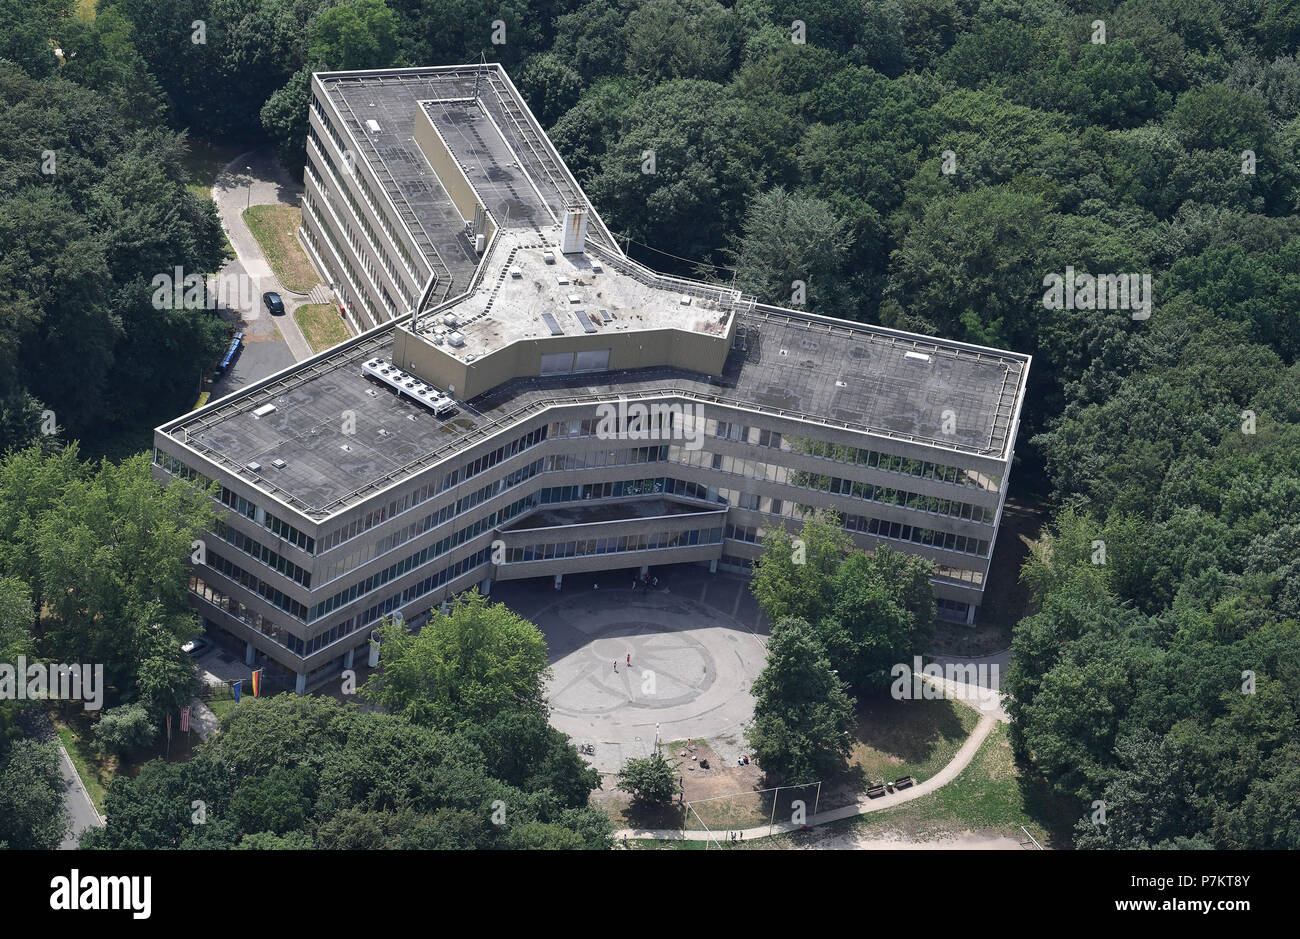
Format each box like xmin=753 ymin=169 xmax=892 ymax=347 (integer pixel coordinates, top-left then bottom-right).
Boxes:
xmin=561 ymin=206 xmax=588 ymax=254
xmin=443 ymin=313 xmax=459 ymax=327
xmin=543 ymin=251 xmax=555 ymax=264
xmin=510 ymin=266 xmax=522 ymax=278
xmin=447 ymin=331 xmax=466 ymax=348
xmin=366 ymin=119 xmax=381 ymax=134
xmin=246 ymin=461 xmax=262 ymax=472
xmin=271 ymin=458 xmax=286 ymax=469
xmin=252 ymin=403 xmax=277 ymax=418
xmin=904 ymin=351 xmax=932 ymax=363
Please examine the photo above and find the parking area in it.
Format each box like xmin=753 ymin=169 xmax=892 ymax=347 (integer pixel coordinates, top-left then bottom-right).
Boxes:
xmin=491 ymin=565 xmax=770 ymax=773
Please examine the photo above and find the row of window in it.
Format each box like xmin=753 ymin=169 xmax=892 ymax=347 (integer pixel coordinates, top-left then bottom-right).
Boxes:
xmin=316 ymin=458 xmax=545 ymax=584
xmin=725 ymin=506 xmax=990 ymax=559
xmin=537 ymin=477 xmax=714 ymax=505
xmin=154 ymin=450 xmax=318 ymax=554
xmin=673 ymin=448 xmax=995 ymax=524
xmin=193 ymin=540 xmax=492 ymax=661
xmin=303 ymin=186 xmax=379 ymax=328
xmin=205 ymin=550 xmax=310 ymax=622
xmin=840 ymin=512 xmax=991 ymax=557
xmin=310 ymin=94 xmax=420 ymax=281
xmin=503 ymin=527 xmax=723 ymax=564
xmin=307 ymin=130 xmax=414 ymax=308
xmin=309 ymin=497 xmax=529 ymax=621
xmin=306 ymin=159 xmax=399 ymax=322
xmin=547 ymin=415 xmax=1001 ymax=491
xmin=214 ymin=522 xmax=312 ymax=588
xmin=317 ymin=425 xmax=549 ymax=554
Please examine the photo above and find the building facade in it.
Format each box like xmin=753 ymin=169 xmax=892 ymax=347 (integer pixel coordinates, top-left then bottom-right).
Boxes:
xmin=153 ymin=65 xmax=1030 ymax=693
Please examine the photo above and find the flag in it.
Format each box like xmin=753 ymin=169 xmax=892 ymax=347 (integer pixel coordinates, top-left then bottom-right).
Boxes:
xmin=166 ymin=712 xmax=172 ymax=741
xmin=232 ymin=680 xmax=241 ymax=704
xmin=251 ymin=668 xmax=262 ymax=698
xmin=180 ymin=706 xmax=191 ymax=733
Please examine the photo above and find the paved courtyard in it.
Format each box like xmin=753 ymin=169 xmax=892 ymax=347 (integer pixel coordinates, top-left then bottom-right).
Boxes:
xmin=492 ymin=566 xmax=770 ymax=772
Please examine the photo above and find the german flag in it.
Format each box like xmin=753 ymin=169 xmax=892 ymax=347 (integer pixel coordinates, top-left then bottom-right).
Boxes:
xmin=251 ymin=668 xmax=262 ymax=698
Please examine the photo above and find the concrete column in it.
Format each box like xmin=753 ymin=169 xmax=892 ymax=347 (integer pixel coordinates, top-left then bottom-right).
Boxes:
xmin=708 ymin=558 xmax=718 ymax=574
xmin=553 ymin=573 xmax=563 ymax=590
xmin=479 ymin=577 xmax=492 ymax=596
xmin=244 ymin=641 xmax=256 ymax=667
xmin=441 ymin=599 xmax=450 ymax=615
xmin=639 ymin=565 xmax=649 ymax=576
xmin=966 ymin=603 xmax=976 ymax=626
xmin=343 ymin=647 xmax=354 ymax=669
xmin=295 ymin=671 xmax=307 ymax=695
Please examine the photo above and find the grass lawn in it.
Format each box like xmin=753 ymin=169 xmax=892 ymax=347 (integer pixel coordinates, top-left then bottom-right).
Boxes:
xmin=206 ymin=696 xmax=238 ymax=724
xmin=294 ymin=302 xmax=352 ymax=352
xmin=759 ymin=722 xmax=1078 ymax=849
xmin=48 ymin=700 xmax=213 ymax=813
xmin=244 ymin=204 xmax=322 ymax=294
xmin=75 ymin=0 xmax=96 ymax=20
xmin=53 ymin=719 xmax=109 ymax=811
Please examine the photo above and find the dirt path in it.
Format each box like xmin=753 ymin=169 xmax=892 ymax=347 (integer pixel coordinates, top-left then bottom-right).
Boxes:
xmin=614 ymin=675 xmax=1011 ymax=846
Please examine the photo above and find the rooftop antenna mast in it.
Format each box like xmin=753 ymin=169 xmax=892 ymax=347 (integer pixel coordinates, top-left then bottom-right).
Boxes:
xmin=473 ymin=52 xmax=487 ymax=103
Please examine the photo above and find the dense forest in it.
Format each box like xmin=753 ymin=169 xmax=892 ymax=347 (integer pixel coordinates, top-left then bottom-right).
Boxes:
xmin=1 ymin=0 xmax=1298 ymax=848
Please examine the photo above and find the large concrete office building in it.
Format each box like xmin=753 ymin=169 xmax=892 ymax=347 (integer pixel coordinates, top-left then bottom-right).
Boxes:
xmin=153 ymin=65 xmax=1030 ymax=693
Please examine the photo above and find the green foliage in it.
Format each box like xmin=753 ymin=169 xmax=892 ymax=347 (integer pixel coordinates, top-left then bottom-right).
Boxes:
xmin=308 ymin=0 xmax=401 ymax=71
xmin=363 ymin=591 xmax=550 ymax=730
xmin=0 ymin=740 xmax=68 ymax=849
xmin=616 ymin=749 xmax=679 ymax=804
xmin=0 ymin=446 xmax=212 ymax=719
xmin=87 ymin=695 xmax=610 ymax=849
xmin=746 ymin=618 xmax=856 ymax=784
xmin=91 ymin=703 xmax=158 ymax=759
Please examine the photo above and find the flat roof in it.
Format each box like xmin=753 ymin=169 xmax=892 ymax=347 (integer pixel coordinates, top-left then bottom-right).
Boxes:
xmin=316 ymin=65 xmax=615 ymax=300
xmin=160 ymin=65 xmax=1030 ymax=521
xmin=160 ymin=306 xmax=1027 ymax=520
xmin=415 ymin=226 xmax=736 ymax=359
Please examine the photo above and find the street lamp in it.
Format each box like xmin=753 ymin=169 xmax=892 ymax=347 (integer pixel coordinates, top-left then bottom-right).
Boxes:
xmin=245 ymin=165 xmax=253 ymax=210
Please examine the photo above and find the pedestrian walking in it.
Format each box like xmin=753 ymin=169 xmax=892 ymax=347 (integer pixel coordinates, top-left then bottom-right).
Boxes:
xmin=613 ymin=660 xmax=618 ymax=673
xmin=626 ymin=653 xmax=631 ymax=667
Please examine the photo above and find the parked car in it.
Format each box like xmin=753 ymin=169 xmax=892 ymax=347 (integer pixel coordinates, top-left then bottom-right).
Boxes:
xmin=182 ymin=638 xmax=209 ymax=657
xmin=263 ymin=291 xmax=285 ymax=315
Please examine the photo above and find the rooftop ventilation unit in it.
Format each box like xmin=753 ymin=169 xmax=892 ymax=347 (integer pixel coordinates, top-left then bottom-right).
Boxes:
xmin=561 ymin=206 xmax=588 ymax=254
xmin=443 ymin=313 xmax=459 ymax=328
xmin=543 ymin=251 xmax=555 ymax=264
xmin=567 ymin=294 xmax=582 ymax=304
xmin=904 ymin=351 xmax=932 ymax=363
xmin=680 ymin=296 xmax=692 ymax=305
xmin=366 ymin=119 xmax=381 ymax=134
xmin=510 ymin=266 xmax=522 ymax=278
xmin=271 ymin=458 xmax=286 ymax=469
xmin=475 ymin=233 xmax=486 ymax=253
xmin=252 ymin=403 xmax=276 ymax=418
xmin=556 ymin=275 xmax=569 ymax=286
xmin=359 ymin=357 xmax=457 ymax=418
xmin=246 ymin=461 xmax=262 ymax=473
xmin=591 ymin=262 xmax=603 ymax=273
xmin=447 ymin=332 xmax=466 ymax=348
